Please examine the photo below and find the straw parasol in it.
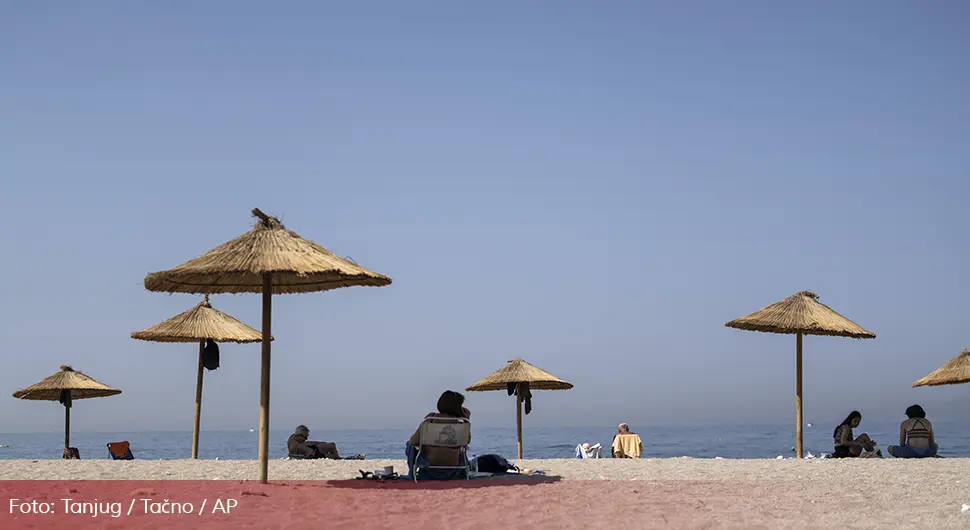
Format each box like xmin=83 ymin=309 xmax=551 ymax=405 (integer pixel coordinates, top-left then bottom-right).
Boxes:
xmin=725 ymin=290 xmax=875 ymax=458
xmin=912 ymin=348 xmax=970 ymax=388
xmin=466 ymin=358 xmax=573 ymax=459
xmin=144 ymin=208 xmax=391 ymax=482
xmin=12 ymin=365 xmax=121 ymax=454
xmin=131 ymin=294 xmax=269 ymax=459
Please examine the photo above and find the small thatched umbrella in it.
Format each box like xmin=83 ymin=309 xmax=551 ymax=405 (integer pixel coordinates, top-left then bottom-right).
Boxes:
xmin=466 ymin=358 xmax=573 ymax=459
xmin=144 ymin=208 xmax=391 ymax=482
xmin=725 ymin=291 xmax=875 ymax=458
xmin=131 ymin=294 xmax=270 ymax=459
xmin=13 ymin=365 xmax=121 ymax=454
xmin=913 ymin=348 xmax=970 ymax=388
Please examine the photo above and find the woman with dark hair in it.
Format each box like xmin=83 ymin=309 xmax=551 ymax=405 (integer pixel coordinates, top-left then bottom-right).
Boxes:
xmin=833 ymin=411 xmax=880 ymax=458
xmin=888 ymin=405 xmax=938 ymax=458
xmin=435 ymin=390 xmax=469 ymax=419
xmin=405 ymin=390 xmax=471 ymax=478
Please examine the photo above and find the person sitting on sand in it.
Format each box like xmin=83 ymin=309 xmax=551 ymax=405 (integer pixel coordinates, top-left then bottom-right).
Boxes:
xmin=286 ymin=425 xmax=365 ymax=460
xmin=832 ymin=411 xmax=880 ymax=458
xmin=888 ymin=404 xmax=938 ymax=458
xmin=405 ymin=390 xmax=471 ymax=478
xmin=611 ymin=423 xmax=643 ymax=458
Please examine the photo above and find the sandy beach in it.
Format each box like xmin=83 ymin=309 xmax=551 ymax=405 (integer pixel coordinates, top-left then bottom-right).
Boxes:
xmin=1 ymin=458 xmax=968 ymax=528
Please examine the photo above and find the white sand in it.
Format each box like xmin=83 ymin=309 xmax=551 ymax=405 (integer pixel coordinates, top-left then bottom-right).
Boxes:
xmin=2 ymin=458 xmax=968 ymax=527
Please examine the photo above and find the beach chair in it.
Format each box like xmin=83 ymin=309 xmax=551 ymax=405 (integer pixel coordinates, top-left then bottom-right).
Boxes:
xmin=107 ymin=441 xmax=134 ymax=460
xmin=63 ymin=447 xmax=80 ymax=459
xmin=413 ymin=417 xmax=471 ymax=482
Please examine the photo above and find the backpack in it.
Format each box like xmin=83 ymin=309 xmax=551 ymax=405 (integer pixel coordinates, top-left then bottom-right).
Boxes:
xmin=203 ymin=339 xmax=220 ymax=371
xmin=473 ymin=454 xmax=516 ymax=473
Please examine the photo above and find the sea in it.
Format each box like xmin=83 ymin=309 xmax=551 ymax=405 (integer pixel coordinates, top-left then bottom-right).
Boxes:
xmin=2 ymin=423 xmax=968 ymax=460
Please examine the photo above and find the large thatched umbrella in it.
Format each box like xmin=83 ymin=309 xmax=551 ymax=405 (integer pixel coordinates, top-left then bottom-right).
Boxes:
xmin=144 ymin=208 xmax=391 ymax=482
xmin=725 ymin=291 xmax=875 ymax=458
xmin=913 ymin=348 xmax=970 ymax=388
xmin=13 ymin=365 xmax=121 ymax=454
xmin=131 ymin=294 xmax=270 ymax=459
xmin=466 ymin=358 xmax=573 ymax=459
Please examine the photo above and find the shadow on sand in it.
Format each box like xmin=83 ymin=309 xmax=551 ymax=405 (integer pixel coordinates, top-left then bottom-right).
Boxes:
xmin=257 ymin=474 xmax=563 ymax=490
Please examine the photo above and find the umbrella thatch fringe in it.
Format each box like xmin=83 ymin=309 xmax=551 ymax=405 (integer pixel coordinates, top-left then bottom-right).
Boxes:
xmin=913 ymin=348 xmax=970 ymax=387
xmin=131 ymin=295 xmax=269 ymax=343
xmin=144 ymin=208 xmax=392 ymax=295
xmin=466 ymin=358 xmax=573 ymax=392
xmin=725 ymin=291 xmax=875 ymax=338
xmin=13 ymin=365 xmax=121 ymax=401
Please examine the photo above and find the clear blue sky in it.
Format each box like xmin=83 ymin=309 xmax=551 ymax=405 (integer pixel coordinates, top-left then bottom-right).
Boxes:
xmin=2 ymin=1 xmax=968 ymax=435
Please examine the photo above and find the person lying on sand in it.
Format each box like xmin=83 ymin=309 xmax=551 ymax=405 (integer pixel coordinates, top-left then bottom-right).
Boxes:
xmin=888 ymin=404 xmax=938 ymax=458
xmin=287 ymin=425 xmax=365 ymax=460
xmin=832 ymin=411 xmax=881 ymax=458
xmin=405 ymin=390 xmax=471 ymax=478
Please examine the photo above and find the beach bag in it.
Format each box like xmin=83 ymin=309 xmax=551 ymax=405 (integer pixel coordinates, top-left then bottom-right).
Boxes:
xmin=474 ymin=454 xmax=516 ymax=473
xmin=203 ymin=339 xmax=220 ymax=371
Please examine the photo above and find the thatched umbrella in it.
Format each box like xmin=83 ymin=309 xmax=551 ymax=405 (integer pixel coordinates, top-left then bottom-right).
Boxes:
xmin=131 ymin=294 xmax=270 ymax=459
xmin=466 ymin=358 xmax=573 ymax=459
xmin=144 ymin=208 xmax=391 ymax=482
xmin=913 ymin=348 xmax=970 ymax=388
xmin=12 ymin=365 xmax=121 ymax=454
xmin=725 ymin=291 xmax=875 ymax=458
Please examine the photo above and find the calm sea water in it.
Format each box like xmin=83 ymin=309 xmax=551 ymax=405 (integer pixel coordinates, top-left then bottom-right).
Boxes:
xmin=2 ymin=423 xmax=968 ymax=461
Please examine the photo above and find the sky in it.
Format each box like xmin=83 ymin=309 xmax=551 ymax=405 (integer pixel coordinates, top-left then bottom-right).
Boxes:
xmin=1 ymin=1 xmax=969 ymax=435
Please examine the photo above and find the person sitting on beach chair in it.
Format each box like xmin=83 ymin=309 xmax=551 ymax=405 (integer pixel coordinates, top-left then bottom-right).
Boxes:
xmin=888 ymin=405 xmax=938 ymax=458
xmin=612 ymin=423 xmax=642 ymax=458
xmin=286 ymin=425 xmax=365 ymax=460
xmin=406 ymin=390 xmax=472 ymax=480
xmin=107 ymin=441 xmax=134 ymax=460
xmin=832 ymin=411 xmax=881 ymax=458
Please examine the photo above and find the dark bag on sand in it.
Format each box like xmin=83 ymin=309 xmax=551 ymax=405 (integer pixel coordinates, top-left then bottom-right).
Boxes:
xmin=474 ymin=454 xmax=516 ymax=473
xmin=203 ymin=339 xmax=220 ymax=371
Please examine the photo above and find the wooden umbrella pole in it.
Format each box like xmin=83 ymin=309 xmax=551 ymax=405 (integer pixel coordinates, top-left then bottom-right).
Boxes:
xmin=258 ymin=273 xmax=273 ymax=483
xmin=516 ymin=385 xmax=523 ymax=460
xmin=795 ymin=332 xmax=804 ymax=459
xmin=64 ymin=400 xmax=71 ymax=452
xmin=192 ymin=339 xmax=205 ymax=459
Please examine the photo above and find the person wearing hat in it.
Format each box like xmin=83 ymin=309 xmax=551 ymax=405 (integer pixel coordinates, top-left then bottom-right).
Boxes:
xmin=287 ymin=425 xmax=365 ymax=460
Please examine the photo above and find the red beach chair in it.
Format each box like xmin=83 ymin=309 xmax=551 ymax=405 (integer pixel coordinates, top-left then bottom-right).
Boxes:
xmin=107 ymin=441 xmax=134 ymax=460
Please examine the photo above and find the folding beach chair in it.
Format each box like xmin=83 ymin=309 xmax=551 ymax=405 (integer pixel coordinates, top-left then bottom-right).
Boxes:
xmin=107 ymin=441 xmax=134 ymax=460
xmin=413 ymin=417 xmax=471 ymax=482
xmin=63 ymin=447 xmax=80 ymax=459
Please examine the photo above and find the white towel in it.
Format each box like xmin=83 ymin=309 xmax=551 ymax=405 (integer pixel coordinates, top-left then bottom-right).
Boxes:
xmin=576 ymin=443 xmax=603 ymax=459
